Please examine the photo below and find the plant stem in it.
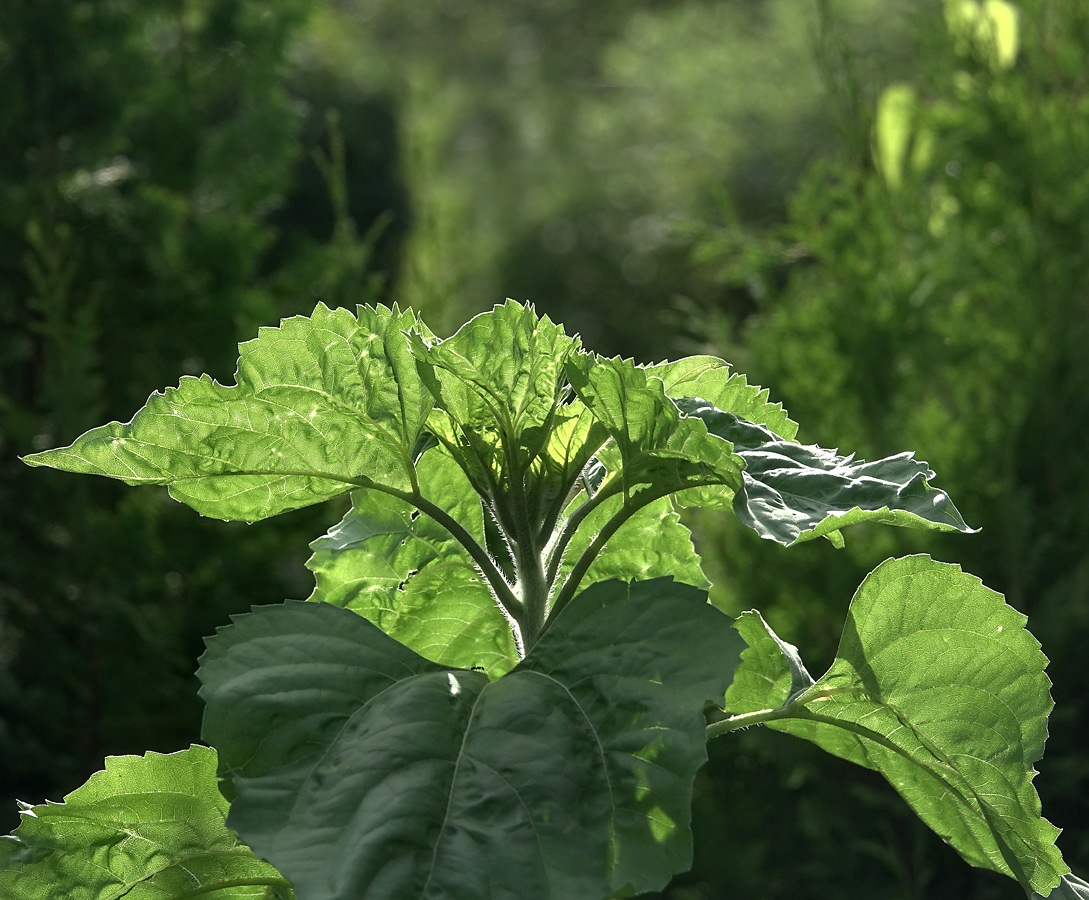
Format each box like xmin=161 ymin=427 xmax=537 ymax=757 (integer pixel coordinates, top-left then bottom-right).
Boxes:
xmin=542 ymin=480 xmax=620 ymax=589
xmin=705 ymin=704 xmax=801 ymax=737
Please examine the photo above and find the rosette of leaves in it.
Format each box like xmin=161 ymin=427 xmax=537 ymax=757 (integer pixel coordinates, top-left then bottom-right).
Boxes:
xmin=12 ymin=300 xmax=1076 ymax=899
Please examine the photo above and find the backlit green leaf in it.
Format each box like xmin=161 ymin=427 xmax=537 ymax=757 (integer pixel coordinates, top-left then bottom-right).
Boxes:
xmin=721 ymin=610 xmax=813 ymax=714
xmin=23 ymin=303 xmax=433 ymax=521
xmin=722 ymin=556 xmax=1067 ymax=895
xmin=307 ymin=448 xmax=517 ymax=677
xmin=198 ymin=579 xmax=743 ymax=900
xmin=0 ymin=745 xmax=291 ymax=900
xmin=410 ymin=300 xmax=578 ymax=437
xmin=565 ymin=354 xmax=743 ymax=507
xmin=1034 ymin=873 xmax=1089 ymax=900
xmin=552 ymin=493 xmax=709 ymax=600
xmin=646 ymin=355 xmax=798 ymax=440
xmin=680 ymin=402 xmax=972 ymax=546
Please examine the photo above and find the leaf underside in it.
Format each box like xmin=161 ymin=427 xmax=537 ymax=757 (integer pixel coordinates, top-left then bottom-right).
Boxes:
xmin=1034 ymin=874 xmax=1089 ymax=900
xmin=0 ymin=745 xmax=290 ymax=900
xmin=198 ymin=579 xmax=744 ymax=900
xmin=724 ymin=555 xmax=1066 ymax=896
xmin=678 ymin=401 xmax=972 ymax=546
xmin=645 ymin=355 xmax=798 ymax=441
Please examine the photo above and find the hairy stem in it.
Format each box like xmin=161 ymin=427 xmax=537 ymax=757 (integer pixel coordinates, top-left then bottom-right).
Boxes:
xmin=542 ymin=479 xmax=621 ymax=589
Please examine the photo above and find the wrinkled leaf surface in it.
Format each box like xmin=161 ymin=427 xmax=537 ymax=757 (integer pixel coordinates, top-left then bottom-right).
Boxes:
xmin=307 ymin=449 xmax=517 ymax=677
xmin=198 ymin=579 xmax=743 ymax=900
xmin=679 ymin=402 xmax=971 ymax=546
xmin=23 ymin=304 xmax=434 ymax=521
xmin=0 ymin=746 xmax=290 ymax=900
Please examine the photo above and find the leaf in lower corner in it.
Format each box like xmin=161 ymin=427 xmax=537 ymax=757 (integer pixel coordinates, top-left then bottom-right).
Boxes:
xmin=764 ymin=555 xmax=1067 ymax=896
xmin=22 ymin=303 xmax=434 ymax=521
xmin=0 ymin=745 xmax=291 ymax=900
xmin=1033 ymin=873 xmax=1089 ymax=900
xmin=197 ymin=580 xmax=743 ymax=900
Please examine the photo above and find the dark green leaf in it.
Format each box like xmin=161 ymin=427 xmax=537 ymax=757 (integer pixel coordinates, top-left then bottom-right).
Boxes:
xmin=23 ymin=303 xmax=434 ymax=521
xmin=723 ymin=556 xmax=1067 ymax=895
xmin=679 ymin=401 xmax=972 ymax=546
xmin=198 ymin=579 xmax=743 ymax=900
xmin=307 ymin=448 xmax=518 ymax=677
xmin=0 ymin=745 xmax=291 ymax=900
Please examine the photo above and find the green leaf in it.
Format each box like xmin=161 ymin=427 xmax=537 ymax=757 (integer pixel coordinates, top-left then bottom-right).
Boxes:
xmin=0 ymin=745 xmax=291 ymax=900
xmin=408 ymin=301 xmax=591 ymax=538
xmin=723 ymin=556 xmax=1067 ymax=895
xmin=23 ymin=303 xmax=434 ymax=521
xmin=721 ymin=610 xmax=814 ymax=714
xmin=553 ymin=493 xmax=709 ymax=599
xmin=565 ymin=354 xmax=743 ymax=507
xmin=645 ymin=355 xmax=798 ymax=440
xmin=1033 ymin=873 xmax=1089 ymax=900
xmin=410 ymin=300 xmax=578 ymax=438
xmin=680 ymin=401 xmax=973 ymax=546
xmin=198 ymin=579 xmax=743 ymax=900
xmin=307 ymin=448 xmax=518 ymax=677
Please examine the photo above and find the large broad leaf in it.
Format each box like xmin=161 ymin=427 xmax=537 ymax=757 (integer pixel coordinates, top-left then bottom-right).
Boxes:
xmin=23 ymin=303 xmax=433 ymax=521
xmin=198 ymin=579 xmax=743 ymax=900
xmin=645 ymin=356 xmax=798 ymax=441
xmin=0 ymin=745 xmax=291 ymax=900
xmin=551 ymin=493 xmax=709 ymax=602
xmin=679 ymin=401 xmax=972 ymax=547
xmin=565 ymin=354 xmax=743 ymax=507
xmin=722 ymin=555 xmax=1067 ymax=896
xmin=307 ymin=449 xmax=518 ymax=678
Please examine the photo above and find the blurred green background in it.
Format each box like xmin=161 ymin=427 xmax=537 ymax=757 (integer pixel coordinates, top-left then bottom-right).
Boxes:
xmin=1 ymin=0 xmax=1086 ymax=897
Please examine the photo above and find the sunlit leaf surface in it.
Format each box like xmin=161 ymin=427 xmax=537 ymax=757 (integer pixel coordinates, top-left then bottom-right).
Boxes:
xmin=724 ymin=555 xmax=1066 ymax=895
xmin=307 ymin=449 xmax=517 ymax=677
xmin=0 ymin=746 xmax=290 ymax=900
xmin=23 ymin=303 xmax=433 ymax=521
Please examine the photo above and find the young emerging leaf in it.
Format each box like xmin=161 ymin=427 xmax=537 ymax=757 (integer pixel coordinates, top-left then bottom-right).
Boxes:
xmin=565 ymin=353 xmax=743 ymax=507
xmin=307 ymin=449 xmax=518 ymax=677
xmin=23 ymin=303 xmax=434 ymax=521
xmin=646 ymin=355 xmax=798 ymax=441
xmin=198 ymin=580 xmax=744 ymax=900
xmin=720 ymin=555 xmax=1067 ymax=896
xmin=679 ymin=402 xmax=972 ymax=547
xmin=0 ymin=745 xmax=291 ymax=900
xmin=722 ymin=610 xmax=814 ymax=711
xmin=410 ymin=300 xmax=577 ymax=439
